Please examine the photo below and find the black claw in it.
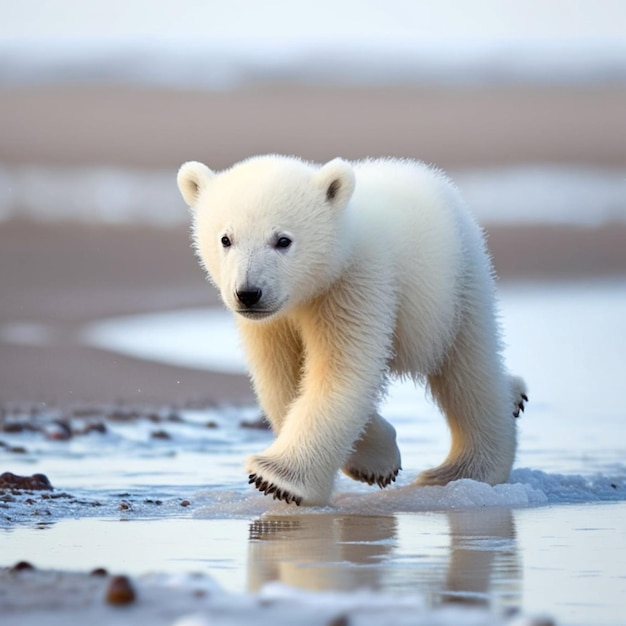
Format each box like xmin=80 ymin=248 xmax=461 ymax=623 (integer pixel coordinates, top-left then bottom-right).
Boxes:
xmin=294 ymin=496 xmax=302 ymax=506
xmin=248 ymin=474 xmax=257 ymax=484
xmin=259 ymin=480 xmax=268 ymax=492
xmin=274 ymin=489 xmax=282 ymax=501
xmin=265 ymin=484 xmax=276 ymax=495
xmin=522 ymin=394 xmax=529 ymax=402
xmin=255 ymin=477 xmax=263 ymax=488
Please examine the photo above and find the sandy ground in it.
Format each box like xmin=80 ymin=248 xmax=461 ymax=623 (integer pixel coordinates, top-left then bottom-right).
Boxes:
xmin=1 ymin=84 xmax=625 ymax=407
xmin=2 ymin=84 xmax=625 ymax=170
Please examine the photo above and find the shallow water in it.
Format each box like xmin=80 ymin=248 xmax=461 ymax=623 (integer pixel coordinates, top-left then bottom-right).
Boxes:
xmin=2 ymin=280 xmax=626 ymax=625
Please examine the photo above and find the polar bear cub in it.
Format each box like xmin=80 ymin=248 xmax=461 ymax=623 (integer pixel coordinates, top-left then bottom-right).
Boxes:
xmin=177 ymin=155 xmax=527 ymax=506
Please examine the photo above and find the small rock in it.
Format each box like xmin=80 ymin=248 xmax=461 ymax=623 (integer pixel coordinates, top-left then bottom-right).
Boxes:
xmin=0 ymin=472 xmax=53 ymax=491
xmin=181 ymin=500 xmax=191 ymax=507
xmin=90 ymin=567 xmax=109 ymax=577
xmin=151 ymin=429 xmax=171 ymax=440
xmin=2 ymin=422 xmax=25 ymax=433
xmin=105 ymin=575 xmax=136 ymax=605
xmin=83 ymin=422 xmax=107 ymax=435
xmin=10 ymin=561 xmax=35 ymax=572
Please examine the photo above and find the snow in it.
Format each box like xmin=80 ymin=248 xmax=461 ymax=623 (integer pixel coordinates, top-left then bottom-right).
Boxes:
xmin=1 ymin=164 xmax=624 ymax=227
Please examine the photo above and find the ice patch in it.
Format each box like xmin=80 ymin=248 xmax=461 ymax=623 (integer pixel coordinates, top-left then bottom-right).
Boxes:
xmin=0 ymin=164 xmax=624 ymax=227
xmin=81 ymin=308 xmax=245 ymax=374
xmin=192 ymin=469 xmax=626 ymax=520
xmin=511 ymin=467 xmax=626 ymax=504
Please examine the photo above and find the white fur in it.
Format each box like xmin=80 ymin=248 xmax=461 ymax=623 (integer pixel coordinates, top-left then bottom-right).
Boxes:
xmin=177 ymin=155 xmax=527 ymax=506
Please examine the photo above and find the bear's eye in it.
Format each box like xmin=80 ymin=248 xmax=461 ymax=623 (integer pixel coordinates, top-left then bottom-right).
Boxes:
xmin=221 ymin=235 xmax=231 ymax=248
xmin=275 ymin=236 xmax=292 ymax=250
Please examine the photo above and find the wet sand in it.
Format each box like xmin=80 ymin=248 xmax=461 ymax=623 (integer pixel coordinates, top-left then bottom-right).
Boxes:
xmin=2 ymin=84 xmax=625 ymax=170
xmin=2 ymin=219 xmax=624 ymax=407
xmin=1 ymin=83 xmax=625 ymax=406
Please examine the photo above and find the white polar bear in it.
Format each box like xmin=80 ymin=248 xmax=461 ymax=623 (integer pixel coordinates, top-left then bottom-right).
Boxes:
xmin=177 ymin=155 xmax=527 ymax=506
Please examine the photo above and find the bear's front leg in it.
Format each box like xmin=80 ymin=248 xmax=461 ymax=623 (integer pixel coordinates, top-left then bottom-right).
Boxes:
xmin=246 ymin=383 xmax=380 ymax=505
xmin=246 ymin=291 xmax=395 ymax=506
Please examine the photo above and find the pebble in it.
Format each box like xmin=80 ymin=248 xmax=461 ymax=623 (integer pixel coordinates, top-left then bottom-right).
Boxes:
xmin=105 ymin=575 xmax=136 ymax=605
xmin=0 ymin=472 xmax=53 ymax=491
xmin=151 ymin=429 xmax=171 ymax=440
xmin=90 ymin=567 xmax=108 ymax=577
xmin=10 ymin=560 xmax=35 ymax=572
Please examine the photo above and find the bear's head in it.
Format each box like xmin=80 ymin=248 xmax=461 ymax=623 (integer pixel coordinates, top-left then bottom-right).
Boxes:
xmin=177 ymin=155 xmax=356 ymax=321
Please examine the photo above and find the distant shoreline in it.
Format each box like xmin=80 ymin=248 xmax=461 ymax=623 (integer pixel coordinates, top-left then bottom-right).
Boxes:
xmin=2 ymin=84 xmax=625 ymax=170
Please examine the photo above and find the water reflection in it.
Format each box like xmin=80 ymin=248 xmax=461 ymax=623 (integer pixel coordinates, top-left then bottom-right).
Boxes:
xmin=247 ymin=508 xmax=520 ymax=614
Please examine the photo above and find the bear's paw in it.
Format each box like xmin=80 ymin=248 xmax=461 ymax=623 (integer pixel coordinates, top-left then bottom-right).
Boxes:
xmin=341 ymin=413 xmax=402 ymax=489
xmin=246 ymin=453 xmax=332 ymax=506
xmin=509 ymin=375 xmax=529 ymax=418
xmin=416 ymin=453 xmax=511 ymax=487
xmin=248 ymin=471 xmax=302 ymax=506
xmin=342 ymin=465 xmax=400 ymax=489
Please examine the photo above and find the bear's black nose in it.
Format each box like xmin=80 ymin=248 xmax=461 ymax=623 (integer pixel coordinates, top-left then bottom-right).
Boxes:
xmin=236 ymin=288 xmax=262 ymax=307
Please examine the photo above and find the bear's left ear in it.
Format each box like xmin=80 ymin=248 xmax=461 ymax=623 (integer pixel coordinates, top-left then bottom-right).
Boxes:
xmin=177 ymin=161 xmax=215 ymax=208
xmin=315 ymin=158 xmax=355 ymax=209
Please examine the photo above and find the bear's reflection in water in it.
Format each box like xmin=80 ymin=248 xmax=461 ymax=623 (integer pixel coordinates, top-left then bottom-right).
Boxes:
xmin=247 ymin=509 xmax=521 ymax=614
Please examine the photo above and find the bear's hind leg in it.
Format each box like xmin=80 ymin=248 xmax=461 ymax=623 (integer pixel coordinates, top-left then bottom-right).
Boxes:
xmin=418 ymin=307 xmax=517 ymax=487
xmin=341 ymin=413 xmax=402 ymax=488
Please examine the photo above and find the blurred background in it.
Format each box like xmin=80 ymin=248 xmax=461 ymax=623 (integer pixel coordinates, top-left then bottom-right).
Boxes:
xmin=1 ymin=0 xmax=625 ymax=406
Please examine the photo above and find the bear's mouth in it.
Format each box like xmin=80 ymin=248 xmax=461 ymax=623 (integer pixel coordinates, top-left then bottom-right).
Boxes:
xmin=236 ymin=309 xmax=279 ymax=320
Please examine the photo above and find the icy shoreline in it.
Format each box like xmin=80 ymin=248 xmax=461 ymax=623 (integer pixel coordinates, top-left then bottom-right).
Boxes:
xmin=0 ymin=163 xmax=624 ymax=227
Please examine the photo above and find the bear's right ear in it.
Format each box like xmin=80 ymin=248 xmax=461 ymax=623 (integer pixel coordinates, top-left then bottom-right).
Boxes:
xmin=177 ymin=161 xmax=215 ymax=208
xmin=315 ymin=158 xmax=355 ymax=209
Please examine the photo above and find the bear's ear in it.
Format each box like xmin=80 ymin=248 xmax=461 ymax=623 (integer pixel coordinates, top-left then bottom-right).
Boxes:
xmin=315 ymin=158 xmax=355 ymax=209
xmin=177 ymin=161 xmax=215 ymax=208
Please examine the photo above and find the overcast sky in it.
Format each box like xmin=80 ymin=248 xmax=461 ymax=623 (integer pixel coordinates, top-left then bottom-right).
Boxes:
xmin=1 ymin=0 xmax=624 ymax=46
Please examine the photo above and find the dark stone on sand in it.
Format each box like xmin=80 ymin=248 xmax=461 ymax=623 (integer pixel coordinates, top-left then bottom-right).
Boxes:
xmin=2 ymin=423 xmax=25 ymax=433
xmin=150 ymin=429 xmax=171 ymax=440
xmin=10 ymin=561 xmax=35 ymax=572
xmin=105 ymin=575 xmax=136 ymax=605
xmin=0 ymin=472 xmax=53 ymax=491
xmin=90 ymin=567 xmax=109 ymax=577
xmin=180 ymin=499 xmax=191 ymax=507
